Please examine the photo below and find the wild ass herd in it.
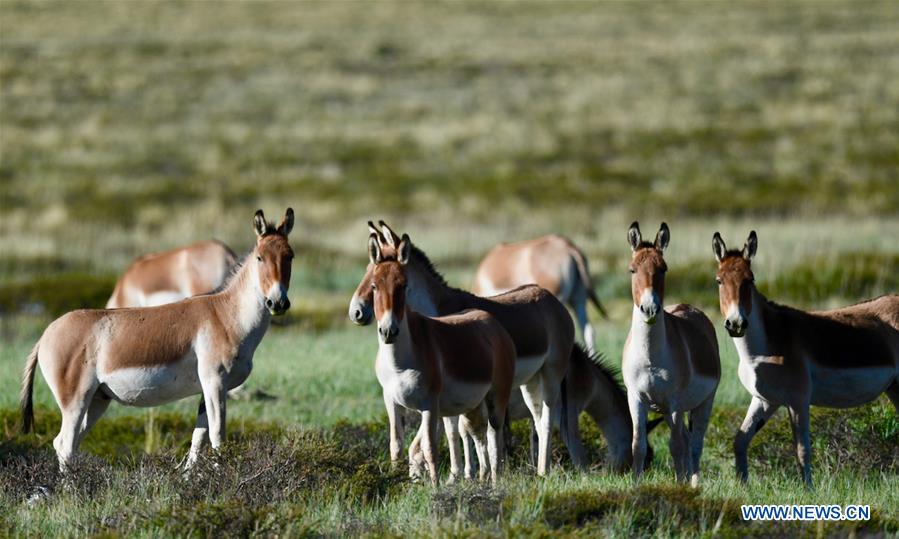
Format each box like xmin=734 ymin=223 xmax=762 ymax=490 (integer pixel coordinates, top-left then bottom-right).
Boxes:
xmin=19 ymin=209 xmax=899 ymax=489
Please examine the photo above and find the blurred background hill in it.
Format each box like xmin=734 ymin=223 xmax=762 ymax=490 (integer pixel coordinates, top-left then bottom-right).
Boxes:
xmin=1 ymin=0 xmax=897 ymax=321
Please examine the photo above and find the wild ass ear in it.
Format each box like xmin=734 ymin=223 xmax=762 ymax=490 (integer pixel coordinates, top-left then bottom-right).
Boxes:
xmin=379 ymin=220 xmax=400 ymax=248
xmin=743 ymin=230 xmax=758 ymax=261
xmin=254 ymin=210 xmax=268 ymax=238
xmin=277 ymin=208 xmax=294 ymax=236
xmin=627 ymin=222 xmax=642 ymax=252
xmin=712 ymin=232 xmax=727 ymax=262
xmin=654 ymin=222 xmax=670 ymax=252
xmin=368 ymin=221 xmax=387 ymax=245
xmin=397 ymin=234 xmax=412 ymax=265
xmin=368 ymin=233 xmax=383 ymax=265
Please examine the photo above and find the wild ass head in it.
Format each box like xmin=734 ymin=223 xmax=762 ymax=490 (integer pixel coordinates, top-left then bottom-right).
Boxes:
xmin=627 ymin=221 xmax=670 ymax=325
xmin=368 ymin=231 xmax=412 ymax=344
xmin=712 ymin=230 xmax=757 ymax=337
xmin=252 ymin=208 xmax=295 ymax=315
xmin=348 ymin=220 xmax=402 ymax=326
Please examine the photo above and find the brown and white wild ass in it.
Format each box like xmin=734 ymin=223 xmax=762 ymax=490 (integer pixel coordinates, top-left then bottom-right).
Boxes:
xmin=368 ymin=234 xmax=515 ymax=486
xmin=623 ymin=222 xmax=720 ymax=486
xmin=713 ymin=231 xmax=899 ymax=487
xmin=106 ymin=240 xmax=238 ymax=308
xmin=21 ymin=209 xmax=294 ymax=471
xmin=473 ymin=234 xmax=608 ymax=355
xmin=350 ymin=222 xmax=574 ymax=476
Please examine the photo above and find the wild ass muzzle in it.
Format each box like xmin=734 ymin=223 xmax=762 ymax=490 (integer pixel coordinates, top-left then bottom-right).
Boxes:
xmin=713 ymin=230 xmax=899 ymax=487
xmin=623 ymin=222 xmax=720 ymax=486
xmin=368 ymin=233 xmax=515 ymax=486
xmin=106 ymin=239 xmax=238 ymax=308
xmin=350 ymin=221 xmax=575 ymax=476
xmin=20 ymin=208 xmax=295 ymax=471
xmin=472 ymin=234 xmax=608 ymax=356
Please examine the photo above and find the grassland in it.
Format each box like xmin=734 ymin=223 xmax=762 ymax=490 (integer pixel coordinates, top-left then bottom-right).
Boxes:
xmin=1 ymin=1 xmax=898 ymax=537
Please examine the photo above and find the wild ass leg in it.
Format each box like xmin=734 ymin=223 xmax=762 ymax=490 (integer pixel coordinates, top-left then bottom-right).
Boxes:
xmin=527 ymin=422 xmax=539 ymax=468
xmin=627 ymin=390 xmax=648 ymax=479
xmin=408 ymin=427 xmax=425 ymax=480
xmin=666 ymin=411 xmax=690 ymax=483
xmin=522 ymin=373 xmax=559 ymax=476
xmin=486 ymin=393 xmax=506 ymax=486
xmin=688 ymin=392 xmax=715 ymax=487
xmin=733 ymin=396 xmax=779 ymax=482
xmin=184 ymin=399 xmax=209 ymax=470
xmin=199 ymin=374 xmax=227 ymax=454
xmin=787 ymin=404 xmax=813 ymax=488
xmin=383 ymin=393 xmax=404 ymax=467
xmin=420 ymin=408 xmax=440 ymax=486
xmin=443 ymin=417 xmax=463 ymax=483
xmin=461 ymin=424 xmax=475 ymax=480
xmin=54 ymin=390 xmax=96 ymax=472
xmin=571 ymin=295 xmax=596 ymax=356
xmin=77 ymin=393 xmax=111 ymax=447
xmin=461 ymin=412 xmax=489 ymax=483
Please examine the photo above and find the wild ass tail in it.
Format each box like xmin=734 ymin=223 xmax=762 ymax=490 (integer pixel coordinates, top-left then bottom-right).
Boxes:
xmin=20 ymin=342 xmax=39 ymax=434
xmin=570 ymin=246 xmax=608 ymax=319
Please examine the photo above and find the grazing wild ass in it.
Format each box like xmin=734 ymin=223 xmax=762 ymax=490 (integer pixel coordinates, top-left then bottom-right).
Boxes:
xmin=106 ymin=240 xmax=238 ymax=308
xmin=351 ymin=222 xmax=575 ymax=476
xmin=713 ymin=231 xmax=899 ymax=487
xmin=473 ymin=234 xmax=608 ymax=355
xmin=21 ymin=209 xmax=294 ymax=471
xmin=506 ymin=343 xmax=658 ymax=472
xmin=623 ymin=222 xmax=720 ymax=486
xmin=368 ymin=234 xmax=515 ymax=486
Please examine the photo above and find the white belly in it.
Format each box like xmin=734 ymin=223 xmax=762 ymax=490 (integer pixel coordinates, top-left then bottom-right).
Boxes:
xmin=624 ymin=352 xmax=715 ymax=413
xmin=378 ymin=367 xmax=430 ymax=412
xmin=99 ymin=355 xmax=201 ymax=407
xmin=439 ymin=376 xmax=490 ymax=416
xmin=809 ymin=363 xmax=895 ymax=408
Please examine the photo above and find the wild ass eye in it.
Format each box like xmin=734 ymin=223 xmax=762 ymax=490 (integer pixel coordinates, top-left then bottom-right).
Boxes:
xmin=716 ymin=277 xmax=722 ymax=285
xmin=256 ymin=255 xmax=262 ymax=262
xmin=371 ymin=283 xmax=377 ymax=290
xmin=629 ymin=268 xmax=635 ymax=274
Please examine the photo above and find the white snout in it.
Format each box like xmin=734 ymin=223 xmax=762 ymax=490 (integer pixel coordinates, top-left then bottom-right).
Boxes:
xmin=639 ymin=288 xmax=661 ymax=324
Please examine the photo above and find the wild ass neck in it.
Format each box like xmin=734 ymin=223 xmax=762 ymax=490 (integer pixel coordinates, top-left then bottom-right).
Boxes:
xmin=404 ymin=254 xmax=462 ymax=315
xmin=730 ymin=288 xmax=772 ymax=360
xmin=376 ymin=311 xmax=420 ymax=371
xmin=628 ymin=305 xmax=670 ymax=363
xmin=217 ymin=255 xmax=272 ymax=340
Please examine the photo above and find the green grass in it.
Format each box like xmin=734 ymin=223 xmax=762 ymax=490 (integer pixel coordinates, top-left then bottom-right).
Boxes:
xmin=2 ymin=317 xmax=897 ymax=537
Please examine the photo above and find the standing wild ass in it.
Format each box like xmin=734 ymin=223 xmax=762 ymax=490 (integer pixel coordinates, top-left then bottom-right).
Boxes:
xmin=350 ymin=222 xmax=574 ymax=476
xmin=473 ymin=234 xmax=608 ymax=355
xmin=713 ymin=231 xmax=899 ymax=487
xmin=368 ymin=234 xmax=515 ymax=486
xmin=623 ymin=222 xmax=720 ymax=486
xmin=21 ymin=209 xmax=294 ymax=471
xmin=106 ymin=240 xmax=238 ymax=308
